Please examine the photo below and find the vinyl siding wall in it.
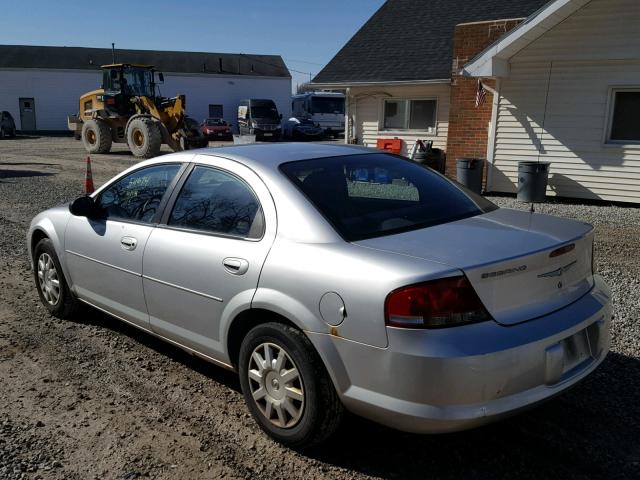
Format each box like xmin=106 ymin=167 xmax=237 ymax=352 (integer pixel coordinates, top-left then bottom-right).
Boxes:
xmin=0 ymin=69 xmax=291 ymax=131
xmin=490 ymin=0 xmax=640 ymax=203
xmin=349 ymin=84 xmax=450 ymax=156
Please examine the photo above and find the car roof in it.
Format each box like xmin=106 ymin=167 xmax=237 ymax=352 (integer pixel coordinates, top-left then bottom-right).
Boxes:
xmin=197 ymin=143 xmax=372 ymax=172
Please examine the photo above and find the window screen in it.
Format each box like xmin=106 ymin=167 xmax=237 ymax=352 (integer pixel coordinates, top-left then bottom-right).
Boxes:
xmin=610 ymin=90 xmax=640 ymax=142
xmin=383 ymin=99 xmax=436 ymax=130
xmin=168 ymin=166 xmax=263 ymax=239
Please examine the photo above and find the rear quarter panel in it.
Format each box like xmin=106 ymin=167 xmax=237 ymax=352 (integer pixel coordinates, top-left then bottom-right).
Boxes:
xmin=253 ymin=237 xmax=460 ymax=348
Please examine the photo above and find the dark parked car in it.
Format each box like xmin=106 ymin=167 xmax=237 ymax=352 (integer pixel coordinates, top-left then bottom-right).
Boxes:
xmin=282 ymin=117 xmax=324 ymax=140
xmin=200 ymin=118 xmax=233 ymax=140
xmin=1 ymin=111 xmax=17 ymax=138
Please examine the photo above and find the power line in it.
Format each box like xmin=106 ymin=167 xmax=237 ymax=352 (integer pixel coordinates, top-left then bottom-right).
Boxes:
xmin=239 ymin=53 xmax=316 ymax=79
xmin=284 ymin=58 xmax=324 ymax=66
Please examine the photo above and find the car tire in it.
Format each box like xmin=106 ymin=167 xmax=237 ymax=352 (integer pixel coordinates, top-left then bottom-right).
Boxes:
xmin=33 ymin=238 xmax=80 ymax=319
xmin=238 ymin=322 xmax=343 ymax=448
xmin=127 ymin=117 xmax=162 ymax=158
xmin=82 ymin=119 xmax=112 ymax=154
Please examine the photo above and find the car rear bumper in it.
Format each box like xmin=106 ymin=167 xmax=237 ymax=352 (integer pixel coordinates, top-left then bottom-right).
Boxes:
xmin=307 ymin=274 xmax=611 ymax=433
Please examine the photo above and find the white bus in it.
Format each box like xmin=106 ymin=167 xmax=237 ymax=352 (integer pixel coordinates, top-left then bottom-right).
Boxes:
xmin=290 ymin=92 xmax=345 ymax=137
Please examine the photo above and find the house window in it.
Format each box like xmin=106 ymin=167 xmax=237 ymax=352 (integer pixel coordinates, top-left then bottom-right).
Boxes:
xmin=607 ymin=88 xmax=640 ymax=143
xmin=383 ymin=99 xmax=436 ymax=131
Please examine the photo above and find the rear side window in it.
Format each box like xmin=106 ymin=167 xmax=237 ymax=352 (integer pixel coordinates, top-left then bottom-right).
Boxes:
xmin=98 ymin=163 xmax=181 ymax=223
xmin=168 ymin=166 xmax=264 ymax=239
xmin=280 ymin=153 xmax=497 ymax=241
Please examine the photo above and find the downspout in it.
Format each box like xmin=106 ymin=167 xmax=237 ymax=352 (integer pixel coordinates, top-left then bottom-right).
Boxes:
xmin=344 ymin=87 xmax=351 ymax=144
xmin=484 ymin=78 xmax=501 ymax=192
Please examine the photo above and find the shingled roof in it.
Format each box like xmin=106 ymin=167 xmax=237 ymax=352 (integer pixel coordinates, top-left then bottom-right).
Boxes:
xmin=0 ymin=45 xmax=290 ymax=78
xmin=312 ymin=0 xmax=550 ymax=85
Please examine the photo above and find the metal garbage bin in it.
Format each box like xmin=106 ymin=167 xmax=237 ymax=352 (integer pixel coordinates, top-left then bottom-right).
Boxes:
xmin=456 ymin=158 xmax=484 ymax=194
xmin=517 ymin=161 xmax=550 ymax=203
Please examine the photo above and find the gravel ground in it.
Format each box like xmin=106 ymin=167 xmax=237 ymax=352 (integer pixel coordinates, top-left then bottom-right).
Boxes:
xmin=0 ymin=136 xmax=639 ymax=480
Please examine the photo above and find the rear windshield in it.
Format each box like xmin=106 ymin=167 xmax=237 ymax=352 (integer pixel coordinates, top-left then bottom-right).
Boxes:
xmin=280 ymin=153 xmax=497 ymax=241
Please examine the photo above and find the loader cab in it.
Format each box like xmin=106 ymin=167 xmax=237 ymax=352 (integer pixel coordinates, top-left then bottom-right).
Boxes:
xmin=101 ymin=64 xmax=156 ymax=116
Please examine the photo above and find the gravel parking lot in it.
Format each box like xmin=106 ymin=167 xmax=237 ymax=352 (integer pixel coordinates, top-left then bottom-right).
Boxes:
xmin=1 ymin=136 xmax=639 ymax=480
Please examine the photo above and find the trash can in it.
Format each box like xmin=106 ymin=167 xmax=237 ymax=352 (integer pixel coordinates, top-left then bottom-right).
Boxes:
xmin=456 ymin=158 xmax=484 ymax=194
xmin=414 ymin=148 xmax=445 ymax=173
xmin=517 ymin=161 xmax=550 ymax=203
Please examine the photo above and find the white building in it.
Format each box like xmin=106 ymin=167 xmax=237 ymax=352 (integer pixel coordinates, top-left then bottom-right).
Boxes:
xmin=0 ymin=45 xmax=291 ymax=132
xmin=464 ymin=0 xmax=640 ymax=203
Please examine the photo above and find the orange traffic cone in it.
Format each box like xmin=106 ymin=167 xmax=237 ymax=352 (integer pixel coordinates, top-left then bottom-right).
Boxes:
xmin=84 ymin=156 xmax=95 ymax=194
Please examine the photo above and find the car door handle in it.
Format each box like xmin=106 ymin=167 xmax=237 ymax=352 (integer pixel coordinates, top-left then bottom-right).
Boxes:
xmin=120 ymin=236 xmax=137 ymax=251
xmin=223 ymin=257 xmax=249 ymax=275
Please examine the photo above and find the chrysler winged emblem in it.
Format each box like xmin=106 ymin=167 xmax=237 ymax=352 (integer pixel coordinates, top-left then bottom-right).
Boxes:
xmin=538 ymin=260 xmax=577 ymax=278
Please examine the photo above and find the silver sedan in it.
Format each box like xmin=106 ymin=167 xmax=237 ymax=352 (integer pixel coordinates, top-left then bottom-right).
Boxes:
xmin=28 ymin=144 xmax=611 ymax=447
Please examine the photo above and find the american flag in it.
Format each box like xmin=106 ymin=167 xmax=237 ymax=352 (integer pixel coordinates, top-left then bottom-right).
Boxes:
xmin=475 ymin=79 xmax=487 ymax=108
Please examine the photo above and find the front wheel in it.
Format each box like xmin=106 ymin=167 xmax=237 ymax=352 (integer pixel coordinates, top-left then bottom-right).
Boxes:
xmin=127 ymin=117 xmax=162 ymax=158
xmin=238 ymin=322 xmax=343 ymax=448
xmin=82 ymin=119 xmax=112 ymax=153
xmin=33 ymin=238 xmax=79 ymax=319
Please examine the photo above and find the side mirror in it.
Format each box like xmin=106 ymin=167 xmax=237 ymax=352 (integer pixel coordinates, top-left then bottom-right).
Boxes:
xmin=69 ymin=195 xmax=101 ymax=218
xmin=158 ymin=72 xmax=165 ymax=83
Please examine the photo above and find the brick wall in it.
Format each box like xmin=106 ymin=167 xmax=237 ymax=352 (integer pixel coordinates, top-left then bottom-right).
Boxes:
xmin=445 ymin=19 xmax=523 ymax=178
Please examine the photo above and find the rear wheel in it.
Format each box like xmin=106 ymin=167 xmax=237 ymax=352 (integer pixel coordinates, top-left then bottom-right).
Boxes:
xmin=238 ymin=322 xmax=343 ymax=448
xmin=127 ymin=117 xmax=162 ymax=158
xmin=33 ymin=238 xmax=79 ymax=319
xmin=82 ymin=119 xmax=112 ymax=153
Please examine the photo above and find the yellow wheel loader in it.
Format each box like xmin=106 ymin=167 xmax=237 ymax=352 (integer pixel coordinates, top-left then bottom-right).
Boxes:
xmin=68 ymin=64 xmax=207 ymax=158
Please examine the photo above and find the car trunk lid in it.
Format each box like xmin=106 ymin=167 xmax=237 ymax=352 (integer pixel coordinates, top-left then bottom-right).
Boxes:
xmin=354 ymin=208 xmax=595 ymax=326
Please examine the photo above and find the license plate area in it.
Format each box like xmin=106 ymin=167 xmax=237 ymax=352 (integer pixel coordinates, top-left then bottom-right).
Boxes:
xmin=561 ymin=329 xmax=592 ymax=373
xmin=545 ymin=321 xmax=601 ymax=385
xmin=263 ymin=133 xmax=273 ymax=137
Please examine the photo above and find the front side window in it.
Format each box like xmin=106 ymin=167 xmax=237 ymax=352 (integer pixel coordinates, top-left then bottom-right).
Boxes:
xmin=383 ymin=99 xmax=436 ymax=131
xmin=98 ymin=164 xmax=181 ymax=223
xmin=311 ymin=96 xmax=345 ymax=114
xmin=250 ymin=105 xmax=279 ymax=120
xmin=168 ymin=166 xmax=263 ymax=239
xmin=608 ymin=88 xmax=640 ymax=143
xmin=281 ymin=153 xmax=496 ymax=241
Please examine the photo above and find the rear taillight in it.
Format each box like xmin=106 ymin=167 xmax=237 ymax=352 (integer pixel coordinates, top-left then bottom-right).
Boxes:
xmin=385 ymin=276 xmax=492 ymax=329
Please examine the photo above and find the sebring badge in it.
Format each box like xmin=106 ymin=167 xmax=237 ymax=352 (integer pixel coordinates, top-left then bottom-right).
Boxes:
xmin=481 ymin=265 xmax=527 ymax=279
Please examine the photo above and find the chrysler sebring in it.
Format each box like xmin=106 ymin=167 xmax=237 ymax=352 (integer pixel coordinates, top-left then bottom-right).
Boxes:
xmin=28 ymin=144 xmax=611 ymax=447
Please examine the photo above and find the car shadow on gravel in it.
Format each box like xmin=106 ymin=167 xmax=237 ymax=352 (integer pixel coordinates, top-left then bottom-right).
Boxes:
xmin=305 ymin=352 xmax=639 ymax=480
xmin=76 ymin=307 xmax=241 ymax=391
xmin=0 ymin=135 xmax=41 ymax=140
xmin=0 ymin=169 xmax=55 ymax=180
xmin=73 ymin=307 xmax=638 ymax=480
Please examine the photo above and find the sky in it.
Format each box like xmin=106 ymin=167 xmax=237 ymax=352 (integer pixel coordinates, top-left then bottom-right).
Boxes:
xmin=0 ymin=0 xmax=386 ymax=89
